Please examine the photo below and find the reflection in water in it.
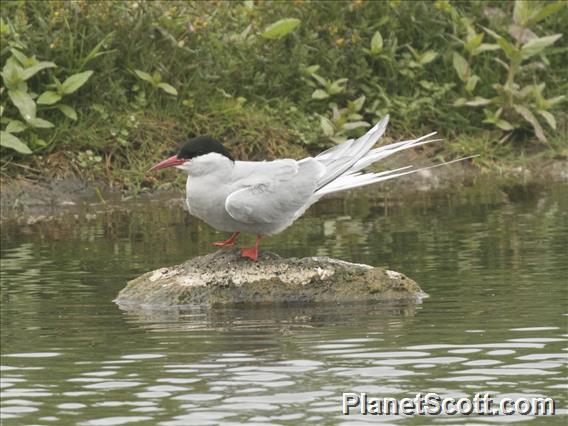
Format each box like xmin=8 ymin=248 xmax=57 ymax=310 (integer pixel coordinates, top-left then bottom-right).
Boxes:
xmin=1 ymin=184 xmax=567 ymax=425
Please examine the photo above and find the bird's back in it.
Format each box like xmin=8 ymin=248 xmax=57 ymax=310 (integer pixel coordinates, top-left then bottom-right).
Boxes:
xmin=185 ymin=156 xmax=324 ymax=235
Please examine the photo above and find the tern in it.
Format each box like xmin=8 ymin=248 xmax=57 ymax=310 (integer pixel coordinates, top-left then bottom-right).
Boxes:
xmin=150 ymin=115 xmax=471 ymax=261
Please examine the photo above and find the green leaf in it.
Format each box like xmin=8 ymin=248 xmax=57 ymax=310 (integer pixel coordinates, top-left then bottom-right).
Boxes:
xmin=407 ymin=60 xmax=421 ymax=69
xmin=28 ymin=117 xmax=54 ymax=128
xmin=513 ymin=0 xmax=532 ymax=26
xmin=311 ymin=73 xmax=328 ymax=87
xmin=261 ymin=18 xmax=301 ymax=40
xmin=328 ymin=78 xmax=348 ymax=95
xmin=32 ymin=138 xmax=47 ymax=149
xmin=349 ymin=95 xmax=366 ymax=112
xmin=341 ymin=121 xmax=370 ymax=131
xmin=157 ymin=82 xmax=178 ymax=96
xmin=465 ymin=75 xmax=480 ymax=93
xmin=2 ymin=60 xmax=24 ymax=89
xmin=0 ymin=131 xmax=32 ymax=154
xmin=497 ymin=37 xmax=520 ymax=61
xmin=545 ymin=95 xmax=565 ymax=108
xmin=419 ymin=80 xmax=434 ymax=90
xmin=453 ymin=98 xmax=467 ymax=107
xmin=464 ymin=33 xmax=484 ymax=54
xmin=493 ymin=57 xmax=510 ymax=71
xmin=8 ymin=89 xmax=36 ymax=121
xmin=538 ymin=110 xmax=556 ymax=130
xmin=134 ymin=70 xmax=154 ymax=84
xmin=483 ymin=27 xmax=521 ymax=62
xmin=51 ymin=76 xmax=63 ymax=92
xmin=519 ymin=84 xmax=533 ymax=98
xmin=305 ymin=65 xmax=320 ymax=75
xmin=57 ymin=104 xmax=78 ymax=121
xmin=495 ymin=119 xmax=514 ymax=131
xmin=20 ymin=61 xmax=57 ymax=81
xmin=452 ymin=52 xmax=469 ymax=82
xmin=514 ymin=105 xmax=546 ymax=142
xmin=311 ymin=89 xmax=329 ymax=100
xmin=6 ymin=120 xmax=26 ymax=133
xmin=473 ymin=43 xmax=500 ymax=55
xmin=527 ymin=1 xmax=565 ymax=26
xmin=419 ymin=50 xmax=438 ymax=65
xmin=37 ymin=90 xmax=62 ymax=105
xmin=370 ymin=31 xmax=383 ymax=54
xmin=330 ymin=135 xmax=348 ymax=144
xmin=521 ymin=34 xmax=562 ymax=59
xmin=10 ymin=48 xmax=29 ymax=66
xmin=465 ymin=97 xmax=491 ymax=107
xmin=482 ymin=108 xmax=497 ymax=121
xmin=320 ymin=116 xmax=335 ymax=137
xmin=61 ymin=70 xmax=94 ymax=95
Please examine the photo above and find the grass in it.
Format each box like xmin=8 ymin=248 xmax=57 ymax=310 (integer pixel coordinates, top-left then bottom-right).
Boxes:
xmin=0 ymin=1 xmax=566 ymax=190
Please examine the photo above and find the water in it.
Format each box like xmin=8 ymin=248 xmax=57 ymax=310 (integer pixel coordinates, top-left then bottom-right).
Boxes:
xmin=1 ymin=183 xmax=567 ymax=425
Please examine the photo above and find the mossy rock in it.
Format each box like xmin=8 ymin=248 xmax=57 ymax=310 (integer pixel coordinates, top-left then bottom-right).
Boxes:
xmin=115 ymin=249 xmax=426 ymax=308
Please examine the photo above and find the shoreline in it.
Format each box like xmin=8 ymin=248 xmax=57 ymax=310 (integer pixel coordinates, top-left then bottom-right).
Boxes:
xmin=1 ymin=158 xmax=566 ymax=225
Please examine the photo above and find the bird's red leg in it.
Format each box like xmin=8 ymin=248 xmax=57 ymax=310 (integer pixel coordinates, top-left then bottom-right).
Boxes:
xmin=240 ymin=235 xmax=262 ymax=261
xmin=211 ymin=232 xmax=240 ymax=247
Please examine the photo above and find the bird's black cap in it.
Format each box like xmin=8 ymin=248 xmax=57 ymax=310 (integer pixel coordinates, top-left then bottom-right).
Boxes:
xmin=177 ymin=136 xmax=233 ymax=161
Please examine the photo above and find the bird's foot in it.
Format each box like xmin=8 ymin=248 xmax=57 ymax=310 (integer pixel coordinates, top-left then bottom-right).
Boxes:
xmin=211 ymin=232 xmax=240 ymax=247
xmin=240 ymin=246 xmax=259 ymax=262
xmin=212 ymin=240 xmax=234 ymax=247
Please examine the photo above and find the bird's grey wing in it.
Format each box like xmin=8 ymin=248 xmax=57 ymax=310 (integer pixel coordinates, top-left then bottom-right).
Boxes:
xmin=225 ymin=158 xmax=324 ymax=224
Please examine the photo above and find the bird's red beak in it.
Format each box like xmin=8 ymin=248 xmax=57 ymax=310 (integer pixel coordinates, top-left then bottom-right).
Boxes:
xmin=149 ymin=155 xmax=185 ymax=172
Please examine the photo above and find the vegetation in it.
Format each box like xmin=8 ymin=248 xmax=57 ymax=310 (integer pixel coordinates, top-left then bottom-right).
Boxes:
xmin=1 ymin=0 xmax=566 ymax=190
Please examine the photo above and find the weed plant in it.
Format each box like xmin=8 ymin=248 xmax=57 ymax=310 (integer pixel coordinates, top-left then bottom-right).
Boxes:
xmin=1 ymin=1 xmax=566 ymax=189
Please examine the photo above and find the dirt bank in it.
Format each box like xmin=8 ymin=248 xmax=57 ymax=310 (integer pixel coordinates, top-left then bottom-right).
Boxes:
xmin=1 ymin=158 xmax=566 ymax=224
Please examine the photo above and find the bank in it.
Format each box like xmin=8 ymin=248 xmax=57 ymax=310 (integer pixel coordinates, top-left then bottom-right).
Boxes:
xmin=1 ymin=153 xmax=566 ymax=225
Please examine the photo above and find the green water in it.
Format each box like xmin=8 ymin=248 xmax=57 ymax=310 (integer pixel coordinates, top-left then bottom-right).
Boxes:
xmin=1 ymin=184 xmax=567 ymax=425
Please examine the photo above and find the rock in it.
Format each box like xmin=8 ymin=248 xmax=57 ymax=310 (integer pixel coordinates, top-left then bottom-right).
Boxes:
xmin=115 ymin=249 xmax=426 ymax=308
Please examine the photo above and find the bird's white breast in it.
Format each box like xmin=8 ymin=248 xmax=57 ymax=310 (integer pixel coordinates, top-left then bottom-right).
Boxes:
xmin=184 ymin=154 xmax=241 ymax=232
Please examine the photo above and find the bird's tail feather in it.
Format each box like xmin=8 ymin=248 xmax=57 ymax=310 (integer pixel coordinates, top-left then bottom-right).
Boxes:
xmin=314 ymin=155 xmax=477 ymax=198
xmin=311 ymin=116 xmax=476 ymax=199
xmin=348 ymin=133 xmax=442 ymax=174
xmin=315 ymin=115 xmax=390 ymax=190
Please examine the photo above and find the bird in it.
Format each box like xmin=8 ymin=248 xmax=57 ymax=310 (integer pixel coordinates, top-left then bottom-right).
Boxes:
xmin=150 ymin=115 xmax=472 ymax=261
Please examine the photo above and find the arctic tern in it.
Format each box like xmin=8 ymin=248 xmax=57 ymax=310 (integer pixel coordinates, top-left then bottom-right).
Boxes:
xmin=150 ymin=115 xmax=472 ymax=261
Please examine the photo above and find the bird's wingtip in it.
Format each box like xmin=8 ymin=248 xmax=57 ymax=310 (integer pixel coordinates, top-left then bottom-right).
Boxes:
xmin=368 ymin=114 xmax=390 ymax=134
